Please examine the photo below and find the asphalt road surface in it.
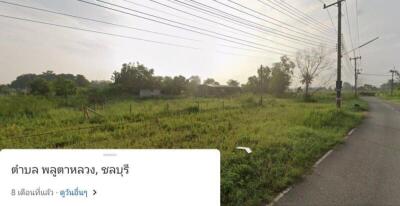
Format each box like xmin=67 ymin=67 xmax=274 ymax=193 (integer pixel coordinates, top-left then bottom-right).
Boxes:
xmin=276 ymin=97 xmax=400 ymax=206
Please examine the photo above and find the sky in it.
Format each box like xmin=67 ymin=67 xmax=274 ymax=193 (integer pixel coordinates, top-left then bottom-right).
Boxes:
xmin=0 ymin=0 xmax=398 ymax=87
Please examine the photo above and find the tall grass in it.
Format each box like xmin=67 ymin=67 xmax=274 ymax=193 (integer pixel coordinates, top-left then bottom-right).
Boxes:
xmin=0 ymin=93 xmax=366 ymax=205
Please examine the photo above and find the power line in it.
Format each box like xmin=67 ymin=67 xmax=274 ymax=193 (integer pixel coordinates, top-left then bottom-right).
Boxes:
xmin=77 ymin=0 xmax=294 ymax=55
xmin=0 ymin=14 xmax=201 ymax=49
xmin=257 ymin=0 xmax=334 ymax=35
xmin=0 ymin=0 xmax=199 ymax=42
xmin=344 ymin=1 xmax=355 ymax=57
xmin=139 ymin=0 xmax=297 ymax=53
xmin=355 ymin=0 xmax=362 ymax=66
xmin=168 ymin=0 xmax=316 ymax=49
xmin=173 ymin=0 xmax=335 ymax=48
xmin=274 ymin=0 xmax=334 ymax=31
xmin=117 ymin=0 xmax=194 ymax=22
xmin=0 ymin=13 xmax=294 ymax=60
xmin=226 ymin=0 xmax=335 ymax=42
xmin=359 ymin=73 xmax=391 ymax=77
xmin=211 ymin=0 xmax=334 ymax=45
xmin=317 ymin=0 xmax=337 ymax=33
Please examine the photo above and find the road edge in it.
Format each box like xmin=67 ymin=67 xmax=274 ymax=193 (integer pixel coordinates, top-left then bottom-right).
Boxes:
xmin=266 ymin=127 xmax=357 ymax=206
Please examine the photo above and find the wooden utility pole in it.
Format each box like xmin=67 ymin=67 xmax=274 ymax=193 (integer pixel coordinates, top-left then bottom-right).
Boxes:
xmin=350 ymin=56 xmax=361 ymax=97
xmin=324 ymin=0 xmax=345 ymax=109
xmin=390 ymin=67 xmax=397 ymax=96
xmin=258 ymin=65 xmax=263 ymax=106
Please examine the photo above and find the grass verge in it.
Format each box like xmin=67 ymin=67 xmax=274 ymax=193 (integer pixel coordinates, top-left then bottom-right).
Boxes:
xmin=0 ymin=93 xmax=367 ymax=205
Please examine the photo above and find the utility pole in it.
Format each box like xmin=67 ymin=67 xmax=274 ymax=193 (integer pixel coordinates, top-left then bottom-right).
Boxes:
xmin=258 ymin=65 xmax=263 ymax=105
xmin=324 ymin=0 xmax=345 ymax=109
xmin=390 ymin=67 xmax=396 ymax=96
xmin=350 ymin=56 xmax=361 ymax=97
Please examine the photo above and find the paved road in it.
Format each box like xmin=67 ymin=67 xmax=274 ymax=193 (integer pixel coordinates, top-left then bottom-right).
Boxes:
xmin=276 ymin=97 xmax=400 ymax=206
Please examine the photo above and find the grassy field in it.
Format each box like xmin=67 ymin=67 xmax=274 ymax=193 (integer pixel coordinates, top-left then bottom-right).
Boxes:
xmin=0 ymin=93 xmax=367 ymax=205
xmin=378 ymin=91 xmax=400 ymax=103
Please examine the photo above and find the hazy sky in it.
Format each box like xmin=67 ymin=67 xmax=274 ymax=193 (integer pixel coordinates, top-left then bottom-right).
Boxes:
xmin=0 ymin=0 xmax=398 ymax=87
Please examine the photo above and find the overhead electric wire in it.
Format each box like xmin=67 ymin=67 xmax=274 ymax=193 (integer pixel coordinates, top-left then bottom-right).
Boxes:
xmin=0 ymin=14 xmax=200 ymax=49
xmin=316 ymin=0 xmax=337 ymax=33
xmin=257 ymin=0 xmax=334 ymax=35
xmin=117 ymin=0 xmax=193 ymax=21
xmin=272 ymin=0 xmax=334 ymax=31
xmin=138 ymin=0 xmax=298 ymax=53
xmin=172 ymin=0 xmax=335 ymax=48
xmin=344 ymin=1 xmax=355 ymax=57
xmin=77 ymin=0 xmax=294 ymax=56
xmin=0 ymin=13 xmax=295 ymax=58
xmin=210 ymin=0 xmax=334 ymax=45
xmin=118 ymin=0 xmax=332 ymax=47
xmin=359 ymin=73 xmax=392 ymax=77
xmin=169 ymin=0 xmax=319 ymax=48
xmin=0 ymin=0 xmax=199 ymax=42
xmin=225 ymin=0 xmax=335 ymax=42
xmin=355 ymin=0 xmax=362 ymax=66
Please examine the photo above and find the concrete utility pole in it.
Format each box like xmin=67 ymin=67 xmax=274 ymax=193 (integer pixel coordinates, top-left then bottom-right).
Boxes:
xmin=390 ymin=67 xmax=396 ymax=96
xmin=324 ymin=0 xmax=345 ymax=109
xmin=350 ymin=56 xmax=361 ymax=97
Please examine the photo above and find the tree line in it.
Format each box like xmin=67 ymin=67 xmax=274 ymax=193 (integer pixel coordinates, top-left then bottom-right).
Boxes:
xmin=5 ymin=46 xmax=386 ymax=100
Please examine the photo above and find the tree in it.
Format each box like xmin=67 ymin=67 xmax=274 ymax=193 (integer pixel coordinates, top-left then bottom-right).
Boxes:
xmin=242 ymin=75 xmax=259 ymax=92
xmin=269 ymin=56 xmax=295 ymax=96
xmin=227 ymin=79 xmax=240 ymax=87
xmin=342 ymin=82 xmax=353 ymax=92
xmin=187 ymin=76 xmax=201 ymax=95
xmin=242 ymin=65 xmax=271 ymax=93
xmin=10 ymin=73 xmax=37 ymax=90
xmin=53 ymin=78 xmax=77 ymax=97
xmin=359 ymin=84 xmax=378 ymax=91
xmin=112 ymin=62 xmax=157 ymax=94
xmin=203 ymin=78 xmax=219 ymax=85
xmin=75 ymin=74 xmax=90 ymax=87
xmin=161 ymin=75 xmax=188 ymax=95
xmin=296 ymin=46 xmax=331 ymax=99
xmin=29 ymin=78 xmax=51 ymax=95
xmin=257 ymin=65 xmax=271 ymax=93
xmin=40 ymin=70 xmax=57 ymax=81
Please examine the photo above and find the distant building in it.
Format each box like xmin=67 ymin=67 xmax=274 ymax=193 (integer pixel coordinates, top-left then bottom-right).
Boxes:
xmin=197 ymin=84 xmax=241 ymax=97
xmin=139 ymin=89 xmax=161 ymax=98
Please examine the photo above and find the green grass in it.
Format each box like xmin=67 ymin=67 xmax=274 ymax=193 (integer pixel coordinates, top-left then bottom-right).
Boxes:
xmin=378 ymin=90 xmax=400 ymax=103
xmin=0 ymin=93 xmax=367 ymax=205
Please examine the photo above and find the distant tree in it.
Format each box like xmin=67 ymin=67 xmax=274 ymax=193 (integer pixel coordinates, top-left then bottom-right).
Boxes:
xmin=10 ymin=73 xmax=37 ymax=90
xmin=53 ymin=78 xmax=77 ymax=97
xmin=87 ymin=87 xmax=107 ymax=105
xmin=57 ymin=73 xmax=76 ymax=82
xmin=242 ymin=75 xmax=259 ymax=92
xmin=342 ymin=82 xmax=353 ymax=92
xmin=11 ymin=71 xmax=91 ymax=92
xmin=257 ymin=65 xmax=271 ymax=93
xmin=29 ymin=78 xmax=51 ymax=95
xmin=227 ymin=79 xmax=240 ymax=87
xmin=40 ymin=70 xmax=57 ymax=81
xmin=162 ymin=75 xmax=188 ymax=95
xmin=359 ymin=84 xmax=378 ymax=91
xmin=187 ymin=76 xmax=201 ymax=95
xmin=112 ymin=62 xmax=157 ymax=94
xmin=75 ymin=74 xmax=90 ymax=87
xmin=91 ymin=80 xmax=112 ymax=88
xmin=0 ymin=84 xmax=13 ymax=95
xmin=296 ymin=46 xmax=331 ymax=99
xmin=269 ymin=56 xmax=295 ymax=96
xmin=204 ymin=78 xmax=219 ymax=85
